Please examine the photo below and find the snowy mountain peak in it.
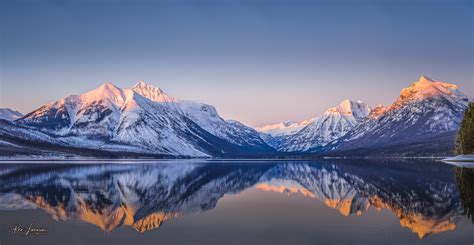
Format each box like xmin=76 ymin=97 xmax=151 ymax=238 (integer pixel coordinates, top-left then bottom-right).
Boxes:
xmin=275 ymin=99 xmax=372 ymax=152
xmin=0 ymin=108 xmax=23 ymax=121
xmin=132 ymin=81 xmax=177 ymax=103
xmin=81 ymin=82 xmax=127 ymax=107
xmin=326 ymin=99 xmax=371 ymax=120
xmin=135 ymin=80 xmax=148 ymax=87
xmin=98 ymin=82 xmax=121 ymax=93
xmin=398 ymin=75 xmax=462 ymax=104
xmin=417 ymin=74 xmax=433 ymax=84
xmin=337 ymin=99 xmax=353 ymax=113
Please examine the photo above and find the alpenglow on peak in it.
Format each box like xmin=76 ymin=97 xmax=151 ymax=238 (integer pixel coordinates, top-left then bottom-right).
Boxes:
xmin=132 ymin=81 xmax=177 ymax=103
xmin=397 ymin=75 xmax=464 ymax=104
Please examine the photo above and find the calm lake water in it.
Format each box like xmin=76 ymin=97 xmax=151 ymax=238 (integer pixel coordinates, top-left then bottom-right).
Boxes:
xmin=0 ymin=159 xmax=472 ymax=245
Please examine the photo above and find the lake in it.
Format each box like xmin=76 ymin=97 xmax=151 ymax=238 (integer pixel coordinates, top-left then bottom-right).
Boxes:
xmin=0 ymin=159 xmax=472 ymax=245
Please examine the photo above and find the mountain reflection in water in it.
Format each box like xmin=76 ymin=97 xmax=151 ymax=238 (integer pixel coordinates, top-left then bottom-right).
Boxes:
xmin=0 ymin=160 xmax=472 ymax=240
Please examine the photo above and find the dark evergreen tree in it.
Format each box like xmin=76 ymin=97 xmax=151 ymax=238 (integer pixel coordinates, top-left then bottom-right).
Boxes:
xmin=455 ymin=102 xmax=474 ymax=155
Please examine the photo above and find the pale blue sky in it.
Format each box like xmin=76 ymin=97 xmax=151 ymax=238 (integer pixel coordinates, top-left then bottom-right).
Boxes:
xmin=1 ymin=0 xmax=472 ymax=126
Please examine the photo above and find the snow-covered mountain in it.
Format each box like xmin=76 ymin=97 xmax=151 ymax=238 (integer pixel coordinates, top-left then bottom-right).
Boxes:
xmin=132 ymin=81 xmax=178 ymax=103
xmin=131 ymin=83 xmax=270 ymax=150
xmin=274 ymin=99 xmax=371 ymax=152
xmin=0 ymin=108 xmax=23 ymax=121
xmin=256 ymin=120 xmax=311 ymax=137
xmin=8 ymin=82 xmax=273 ymax=157
xmin=322 ymin=75 xmax=470 ymax=156
xmin=254 ymin=75 xmax=470 ymax=156
xmin=0 ymin=74 xmax=470 ymax=158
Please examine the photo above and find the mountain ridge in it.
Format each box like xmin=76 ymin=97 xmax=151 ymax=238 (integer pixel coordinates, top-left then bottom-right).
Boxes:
xmin=8 ymin=81 xmax=273 ymax=157
xmin=0 ymin=75 xmax=470 ymax=158
xmin=0 ymin=108 xmax=23 ymax=121
xmin=315 ymin=75 xmax=470 ymax=156
xmin=260 ymin=99 xmax=372 ymax=151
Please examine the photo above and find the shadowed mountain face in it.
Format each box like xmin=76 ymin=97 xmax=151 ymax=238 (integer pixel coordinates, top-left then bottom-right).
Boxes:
xmin=0 ymin=161 xmax=471 ymax=238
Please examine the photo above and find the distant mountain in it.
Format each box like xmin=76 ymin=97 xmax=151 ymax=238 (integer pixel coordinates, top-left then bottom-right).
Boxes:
xmin=321 ymin=75 xmax=470 ymax=156
xmin=0 ymin=108 xmax=23 ymax=121
xmin=5 ymin=82 xmax=273 ymax=157
xmin=256 ymin=120 xmax=311 ymax=137
xmin=266 ymin=99 xmax=371 ymax=152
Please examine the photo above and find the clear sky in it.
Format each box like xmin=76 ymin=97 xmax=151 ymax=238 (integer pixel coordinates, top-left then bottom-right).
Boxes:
xmin=1 ymin=0 xmax=472 ymax=127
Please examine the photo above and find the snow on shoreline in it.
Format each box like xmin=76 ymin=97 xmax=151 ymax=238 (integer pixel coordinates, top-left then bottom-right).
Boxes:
xmin=442 ymin=155 xmax=474 ymax=168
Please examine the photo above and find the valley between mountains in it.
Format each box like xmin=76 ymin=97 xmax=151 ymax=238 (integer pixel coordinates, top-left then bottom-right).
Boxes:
xmin=0 ymin=75 xmax=470 ymax=158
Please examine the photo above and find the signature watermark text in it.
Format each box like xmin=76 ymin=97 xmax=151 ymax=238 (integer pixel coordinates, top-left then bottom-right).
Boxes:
xmin=12 ymin=223 xmax=48 ymax=236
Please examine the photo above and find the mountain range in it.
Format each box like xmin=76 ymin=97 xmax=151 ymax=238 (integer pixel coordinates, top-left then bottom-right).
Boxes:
xmin=0 ymin=75 xmax=470 ymax=158
xmin=258 ymin=75 xmax=470 ymax=157
xmin=1 ymin=81 xmax=273 ymax=157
